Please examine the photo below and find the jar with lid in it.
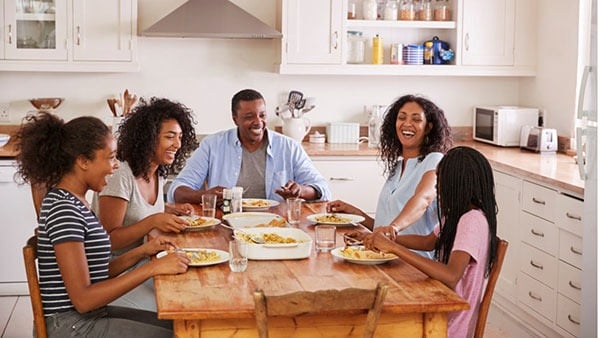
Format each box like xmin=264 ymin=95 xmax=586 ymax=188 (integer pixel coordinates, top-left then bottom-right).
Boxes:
xmin=418 ymin=0 xmax=433 ymax=21
xmin=347 ymin=31 xmax=366 ymax=64
xmin=423 ymin=40 xmax=433 ymax=64
xmin=348 ymin=0 xmax=357 ymax=19
xmin=399 ymin=0 xmax=415 ymax=21
xmin=362 ymin=0 xmax=378 ymax=20
xmin=434 ymin=0 xmax=451 ymax=21
xmin=383 ymin=0 xmax=398 ymax=20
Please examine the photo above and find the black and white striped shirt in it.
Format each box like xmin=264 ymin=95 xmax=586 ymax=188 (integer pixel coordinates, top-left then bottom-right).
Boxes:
xmin=37 ymin=188 xmax=111 ymax=316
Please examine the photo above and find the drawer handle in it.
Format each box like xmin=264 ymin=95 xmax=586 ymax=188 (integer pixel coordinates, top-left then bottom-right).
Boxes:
xmin=528 ymin=291 xmax=542 ymax=301
xmin=566 ymin=212 xmax=582 ymax=221
xmin=532 ymin=197 xmax=546 ymax=205
xmin=530 ymin=229 xmax=545 ymax=237
xmin=570 ymin=246 xmax=583 ymax=256
xmin=329 ymin=177 xmax=354 ymax=181
xmin=530 ymin=260 xmax=543 ymax=270
xmin=568 ymin=314 xmax=581 ymax=325
xmin=569 ymin=280 xmax=582 ymax=290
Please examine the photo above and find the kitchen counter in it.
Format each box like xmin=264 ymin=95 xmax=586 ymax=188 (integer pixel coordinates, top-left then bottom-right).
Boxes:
xmin=304 ymin=140 xmax=584 ymax=196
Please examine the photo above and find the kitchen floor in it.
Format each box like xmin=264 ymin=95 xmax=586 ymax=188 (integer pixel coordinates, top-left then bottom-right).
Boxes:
xmin=0 ymin=296 xmax=540 ymax=337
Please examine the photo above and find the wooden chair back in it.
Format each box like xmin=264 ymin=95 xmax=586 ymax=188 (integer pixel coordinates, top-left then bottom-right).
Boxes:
xmin=474 ymin=237 xmax=509 ymax=338
xmin=253 ymin=282 xmax=388 ymax=338
xmin=31 ymin=183 xmax=47 ymax=219
xmin=23 ymin=235 xmax=47 ymax=338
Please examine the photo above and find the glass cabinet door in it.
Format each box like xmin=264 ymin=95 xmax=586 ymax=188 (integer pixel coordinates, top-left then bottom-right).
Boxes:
xmin=5 ymin=0 xmax=67 ymax=60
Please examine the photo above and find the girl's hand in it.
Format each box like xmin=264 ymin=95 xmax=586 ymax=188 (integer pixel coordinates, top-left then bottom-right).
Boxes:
xmin=165 ymin=203 xmax=194 ymax=216
xmin=373 ymin=225 xmax=398 ymax=240
xmin=152 ymin=251 xmax=190 ymax=276
xmin=364 ymin=232 xmax=397 ymax=253
xmin=326 ymin=200 xmax=361 ymax=215
xmin=142 ymin=236 xmax=177 ymax=256
xmin=150 ymin=213 xmax=188 ymax=233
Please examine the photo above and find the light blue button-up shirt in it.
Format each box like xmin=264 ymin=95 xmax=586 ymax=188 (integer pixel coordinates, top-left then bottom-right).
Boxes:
xmin=167 ymin=128 xmax=331 ymax=203
xmin=374 ymin=152 xmax=443 ymax=258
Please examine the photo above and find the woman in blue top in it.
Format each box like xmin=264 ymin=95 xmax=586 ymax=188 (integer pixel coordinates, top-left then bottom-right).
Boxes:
xmin=15 ymin=112 xmax=190 ymax=337
xmin=327 ymin=94 xmax=452 ymax=257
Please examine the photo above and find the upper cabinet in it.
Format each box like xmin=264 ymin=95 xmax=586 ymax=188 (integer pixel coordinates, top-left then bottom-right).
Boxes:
xmin=0 ymin=0 xmax=138 ymax=72
xmin=279 ymin=0 xmax=537 ymax=76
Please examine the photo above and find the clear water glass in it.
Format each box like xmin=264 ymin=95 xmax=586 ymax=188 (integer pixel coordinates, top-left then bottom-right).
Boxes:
xmin=229 ymin=240 xmax=248 ymax=272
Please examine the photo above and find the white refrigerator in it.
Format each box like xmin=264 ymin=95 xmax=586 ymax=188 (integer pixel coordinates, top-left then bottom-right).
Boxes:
xmin=577 ymin=0 xmax=598 ymax=336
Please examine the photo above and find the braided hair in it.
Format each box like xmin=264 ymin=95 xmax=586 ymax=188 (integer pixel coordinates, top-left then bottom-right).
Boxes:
xmin=379 ymin=94 xmax=452 ymax=178
xmin=434 ymin=146 xmax=498 ymax=276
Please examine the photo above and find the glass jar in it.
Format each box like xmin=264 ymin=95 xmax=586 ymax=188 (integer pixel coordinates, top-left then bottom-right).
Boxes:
xmin=418 ymin=0 xmax=433 ymax=21
xmin=423 ymin=40 xmax=433 ymax=64
xmin=434 ymin=0 xmax=451 ymax=21
xmin=348 ymin=0 xmax=357 ymax=19
xmin=399 ymin=0 xmax=415 ymax=21
xmin=384 ymin=0 xmax=398 ymax=20
xmin=362 ymin=0 xmax=378 ymax=20
xmin=347 ymin=31 xmax=366 ymax=64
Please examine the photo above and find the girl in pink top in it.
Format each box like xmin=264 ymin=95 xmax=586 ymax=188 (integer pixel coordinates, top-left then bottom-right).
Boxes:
xmin=365 ymin=146 xmax=498 ymax=337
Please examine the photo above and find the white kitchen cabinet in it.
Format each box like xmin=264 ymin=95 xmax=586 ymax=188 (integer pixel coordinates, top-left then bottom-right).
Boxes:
xmin=0 ymin=0 xmax=138 ymax=71
xmin=312 ymin=156 xmax=385 ymax=216
xmin=278 ymin=0 xmax=536 ymax=76
xmin=281 ymin=0 xmax=343 ymax=65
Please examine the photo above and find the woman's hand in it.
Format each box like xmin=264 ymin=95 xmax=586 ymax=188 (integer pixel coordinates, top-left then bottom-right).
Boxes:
xmin=373 ymin=224 xmax=399 ymax=240
xmin=151 ymin=251 xmax=190 ymax=276
xmin=141 ymin=236 xmax=177 ymax=256
xmin=149 ymin=213 xmax=188 ymax=233
xmin=364 ymin=232 xmax=397 ymax=254
xmin=326 ymin=200 xmax=361 ymax=215
xmin=165 ymin=203 xmax=194 ymax=216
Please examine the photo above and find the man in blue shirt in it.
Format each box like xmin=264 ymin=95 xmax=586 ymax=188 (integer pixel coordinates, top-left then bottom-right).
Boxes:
xmin=167 ymin=89 xmax=331 ymax=204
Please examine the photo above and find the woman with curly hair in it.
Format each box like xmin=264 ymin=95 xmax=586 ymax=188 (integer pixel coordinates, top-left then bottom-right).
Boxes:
xmin=93 ymin=97 xmax=198 ymax=310
xmin=327 ymin=94 xmax=452 ymax=258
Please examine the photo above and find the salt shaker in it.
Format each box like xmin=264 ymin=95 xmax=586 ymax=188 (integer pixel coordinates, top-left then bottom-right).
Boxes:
xmin=231 ymin=186 xmax=243 ymax=213
xmin=222 ymin=189 xmax=232 ymax=214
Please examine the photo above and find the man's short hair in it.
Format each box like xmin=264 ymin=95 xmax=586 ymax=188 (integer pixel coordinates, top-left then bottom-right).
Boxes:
xmin=231 ymin=89 xmax=264 ymax=116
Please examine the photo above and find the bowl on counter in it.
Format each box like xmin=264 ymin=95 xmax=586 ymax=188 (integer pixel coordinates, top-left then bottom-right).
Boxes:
xmin=0 ymin=133 xmax=10 ymax=148
xmin=29 ymin=97 xmax=64 ymax=112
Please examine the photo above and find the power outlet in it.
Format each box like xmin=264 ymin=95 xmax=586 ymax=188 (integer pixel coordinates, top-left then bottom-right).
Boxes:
xmin=0 ymin=103 xmax=9 ymax=122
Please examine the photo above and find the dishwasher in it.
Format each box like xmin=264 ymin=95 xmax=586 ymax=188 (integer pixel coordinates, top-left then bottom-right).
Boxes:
xmin=0 ymin=159 xmax=37 ymax=295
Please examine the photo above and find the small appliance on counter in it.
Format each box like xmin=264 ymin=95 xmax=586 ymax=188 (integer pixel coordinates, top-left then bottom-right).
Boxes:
xmin=473 ymin=106 xmax=539 ymax=147
xmin=520 ymin=126 xmax=558 ymax=153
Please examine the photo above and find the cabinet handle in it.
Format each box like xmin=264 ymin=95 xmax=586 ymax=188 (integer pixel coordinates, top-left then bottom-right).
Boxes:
xmin=532 ymin=197 xmax=546 ymax=205
xmin=569 ymin=280 xmax=582 ymax=290
xmin=464 ymin=33 xmax=470 ymax=51
xmin=329 ymin=177 xmax=354 ymax=181
xmin=528 ymin=291 xmax=542 ymax=301
xmin=8 ymin=24 xmax=12 ymax=44
xmin=568 ymin=314 xmax=581 ymax=325
xmin=566 ymin=212 xmax=582 ymax=221
xmin=332 ymin=31 xmax=338 ymax=50
xmin=530 ymin=260 xmax=543 ymax=270
xmin=530 ymin=229 xmax=544 ymax=237
xmin=570 ymin=246 xmax=583 ymax=255
xmin=76 ymin=26 xmax=81 ymax=46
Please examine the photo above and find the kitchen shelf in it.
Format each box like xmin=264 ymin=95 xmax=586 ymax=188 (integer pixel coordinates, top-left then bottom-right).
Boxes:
xmin=346 ymin=20 xmax=456 ymax=30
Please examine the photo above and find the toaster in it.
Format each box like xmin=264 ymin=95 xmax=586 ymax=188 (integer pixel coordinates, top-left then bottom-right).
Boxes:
xmin=520 ymin=126 xmax=558 ymax=153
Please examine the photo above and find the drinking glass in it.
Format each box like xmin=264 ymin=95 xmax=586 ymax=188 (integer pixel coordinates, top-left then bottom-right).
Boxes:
xmin=286 ymin=197 xmax=302 ymax=224
xmin=202 ymin=194 xmax=217 ymax=218
xmin=315 ymin=225 xmax=336 ymax=252
xmin=229 ymin=240 xmax=248 ymax=272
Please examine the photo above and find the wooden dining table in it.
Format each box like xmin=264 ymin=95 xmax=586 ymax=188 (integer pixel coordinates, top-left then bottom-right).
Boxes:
xmin=151 ymin=201 xmax=468 ymax=338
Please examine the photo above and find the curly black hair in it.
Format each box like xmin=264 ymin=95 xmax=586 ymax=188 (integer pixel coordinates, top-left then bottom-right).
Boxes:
xmin=379 ymin=94 xmax=453 ymax=178
xmin=15 ymin=112 xmax=110 ymax=188
xmin=116 ymin=97 xmax=198 ymax=181
xmin=434 ymin=146 xmax=498 ymax=277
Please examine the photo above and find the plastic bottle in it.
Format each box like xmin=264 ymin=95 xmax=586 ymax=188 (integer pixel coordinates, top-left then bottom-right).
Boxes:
xmin=372 ymin=34 xmax=383 ymax=64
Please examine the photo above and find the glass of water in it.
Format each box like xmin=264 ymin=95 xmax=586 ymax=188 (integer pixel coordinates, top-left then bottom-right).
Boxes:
xmin=201 ymin=194 xmax=217 ymax=218
xmin=315 ymin=225 xmax=336 ymax=252
xmin=229 ymin=240 xmax=248 ymax=272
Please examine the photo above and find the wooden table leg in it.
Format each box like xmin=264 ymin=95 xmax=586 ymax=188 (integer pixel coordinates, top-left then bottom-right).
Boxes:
xmin=423 ymin=312 xmax=448 ymax=338
xmin=174 ymin=319 xmax=202 ymax=338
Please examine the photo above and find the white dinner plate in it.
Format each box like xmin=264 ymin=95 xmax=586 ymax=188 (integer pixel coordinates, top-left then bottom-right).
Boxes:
xmin=241 ymin=198 xmax=280 ymax=211
xmin=156 ymin=248 xmax=229 ymax=267
xmin=307 ymin=213 xmax=365 ymax=227
xmin=221 ymin=212 xmax=288 ymax=229
xmin=330 ymin=247 xmax=397 ymax=265
xmin=178 ymin=215 xmax=220 ymax=231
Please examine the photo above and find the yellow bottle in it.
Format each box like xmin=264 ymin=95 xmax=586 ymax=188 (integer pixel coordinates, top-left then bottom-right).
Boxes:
xmin=372 ymin=34 xmax=383 ymax=64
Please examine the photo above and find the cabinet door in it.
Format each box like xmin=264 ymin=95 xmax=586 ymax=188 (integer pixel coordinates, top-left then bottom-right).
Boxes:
xmin=461 ymin=0 xmax=515 ymax=65
xmin=283 ymin=0 xmax=342 ymax=64
xmin=4 ymin=0 xmax=68 ymax=60
xmin=72 ymin=0 xmax=134 ymax=61
xmin=312 ymin=158 xmax=385 ymax=215
xmin=493 ymin=170 xmax=521 ymax=301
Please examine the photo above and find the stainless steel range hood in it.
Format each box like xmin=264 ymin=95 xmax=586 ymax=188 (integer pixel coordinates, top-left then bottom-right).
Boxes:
xmin=141 ymin=0 xmax=282 ymax=39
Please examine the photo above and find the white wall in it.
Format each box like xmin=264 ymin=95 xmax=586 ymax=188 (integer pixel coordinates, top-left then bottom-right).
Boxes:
xmin=0 ymin=0 xmax=531 ymax=135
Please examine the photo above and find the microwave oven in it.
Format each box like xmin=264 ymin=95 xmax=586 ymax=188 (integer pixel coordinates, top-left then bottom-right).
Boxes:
xmin=472 ymin=106 xmax=539 ymax=147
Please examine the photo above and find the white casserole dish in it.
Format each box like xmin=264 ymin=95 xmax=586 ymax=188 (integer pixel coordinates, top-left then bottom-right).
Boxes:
xmin=233 ymin=228 xmax=312 ymax=260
